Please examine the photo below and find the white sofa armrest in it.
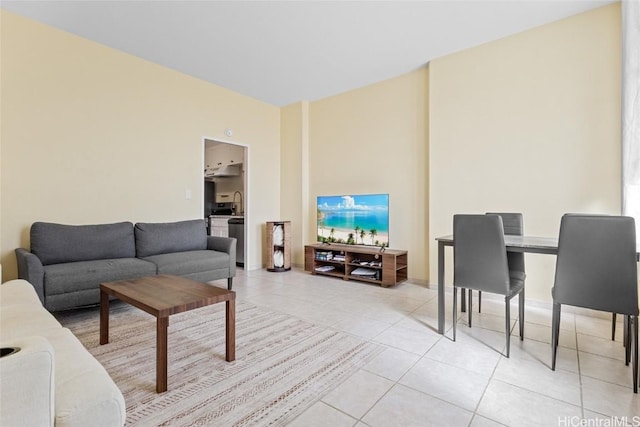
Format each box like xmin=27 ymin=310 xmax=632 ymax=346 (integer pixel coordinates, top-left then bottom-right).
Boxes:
xmin=0 ymin=336 xmax=55 ymax=427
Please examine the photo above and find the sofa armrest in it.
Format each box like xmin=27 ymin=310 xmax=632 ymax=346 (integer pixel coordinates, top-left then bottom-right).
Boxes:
xmin=207 ymin=236 xmax=237 ymax=277
xmin=15 ymin=248 xmax=45 ymax=304
xmin=0 ymin=336 xmax=55 ymax=427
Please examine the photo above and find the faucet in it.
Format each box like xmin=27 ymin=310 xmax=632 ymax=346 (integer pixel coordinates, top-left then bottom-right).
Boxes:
xmin=233 ymin=191 xmax=243 ymax=215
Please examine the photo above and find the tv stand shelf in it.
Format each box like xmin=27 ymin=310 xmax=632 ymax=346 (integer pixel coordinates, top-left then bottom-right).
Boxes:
xmin=304 ymin=243 xmax=408 ymax=287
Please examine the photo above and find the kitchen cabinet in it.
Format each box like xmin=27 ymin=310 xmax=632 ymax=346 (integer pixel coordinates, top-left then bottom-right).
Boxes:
xmin=206 ymin=144 xmax=243 ymax=170
xmin=209 ymin=216 xmax=230 ymax=237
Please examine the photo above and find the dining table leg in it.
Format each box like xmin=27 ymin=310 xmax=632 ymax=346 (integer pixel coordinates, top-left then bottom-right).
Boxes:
xmin=461 ymin=287 xmax=466 ymax=312
xmin=438 ymin=240 xmax=445 ymax=334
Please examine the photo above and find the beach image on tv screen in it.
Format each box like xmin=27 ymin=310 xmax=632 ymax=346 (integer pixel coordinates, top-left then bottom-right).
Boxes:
xmin=317 ymin=194 xmax=389 ymax=247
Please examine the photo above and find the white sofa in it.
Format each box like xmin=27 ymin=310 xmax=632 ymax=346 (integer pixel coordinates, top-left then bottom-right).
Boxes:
xmin=0 ymin=279 xmax=126 ymax=427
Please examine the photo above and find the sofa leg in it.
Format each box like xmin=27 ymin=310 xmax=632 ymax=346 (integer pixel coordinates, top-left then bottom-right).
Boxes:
xmin=227 ymin=277 xmax=233 ymax=290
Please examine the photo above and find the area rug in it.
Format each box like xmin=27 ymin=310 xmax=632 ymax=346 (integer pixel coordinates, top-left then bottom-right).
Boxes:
xmin=56 ymin=301 xmax=384 ymax=426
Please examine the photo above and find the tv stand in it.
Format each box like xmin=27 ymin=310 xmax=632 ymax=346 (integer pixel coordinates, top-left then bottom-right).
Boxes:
xmin=304 ymin=243 xmax=408 ymax=287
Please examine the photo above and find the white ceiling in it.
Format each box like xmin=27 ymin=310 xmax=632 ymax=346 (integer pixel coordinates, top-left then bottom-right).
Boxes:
xmin=1 ymin=0 xmax=616 ymax=106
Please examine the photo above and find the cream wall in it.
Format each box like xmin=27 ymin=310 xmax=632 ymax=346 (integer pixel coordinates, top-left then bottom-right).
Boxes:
xmin=308 ymin=69 xmax=430 ymax=283
xmin=1 ymin=4 xmax=623 ymax=291
xmin=0 ymin=10 xmax=281 ymax=279
xmin=280 ymin=102 xmax=309 ymax=267
xmin=429 ymin=4 xmax=622 ymax=301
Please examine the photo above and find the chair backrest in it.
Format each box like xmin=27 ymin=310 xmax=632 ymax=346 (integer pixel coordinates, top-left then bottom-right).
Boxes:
xmin=487 ymin=212 xmax=523 ymax=236
xmin=454 ymin=214 xmax=511 ymax=295
xmin=486 ymin=212 xmax=525 ymax=273
xmin=553 ymin=214 xmax=639 ymax=315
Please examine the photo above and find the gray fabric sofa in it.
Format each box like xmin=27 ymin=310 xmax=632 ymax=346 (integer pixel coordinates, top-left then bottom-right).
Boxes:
xmin=15 ymin=219 xmax=236 ymax=311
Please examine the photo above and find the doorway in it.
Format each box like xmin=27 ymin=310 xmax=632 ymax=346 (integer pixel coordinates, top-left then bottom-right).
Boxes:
xmin=204 ymin=138 xmax=248 ymax=269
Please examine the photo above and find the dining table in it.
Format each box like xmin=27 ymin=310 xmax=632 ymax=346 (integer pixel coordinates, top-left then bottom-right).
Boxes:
xmin=435 ymin=234 xmax=560 ymax=335
xmin=435 ymin=233 xmax=640 ymax=334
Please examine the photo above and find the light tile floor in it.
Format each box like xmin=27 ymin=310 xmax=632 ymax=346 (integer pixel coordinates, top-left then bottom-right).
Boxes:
xmin=224 ymin=268 xmax=639 ymax=427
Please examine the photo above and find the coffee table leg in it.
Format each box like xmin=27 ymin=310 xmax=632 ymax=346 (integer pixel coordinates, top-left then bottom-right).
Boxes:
xmin=226 ymin=299 xmax=235 ymax=362
xmin=157 ymin=316 xmax=168 ymax=393
xmin=100 ymin=288 xmax=109 ymax=345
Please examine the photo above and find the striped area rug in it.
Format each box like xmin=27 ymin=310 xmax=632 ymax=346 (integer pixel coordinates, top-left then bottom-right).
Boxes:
xmin=56 ymin=301 xmax=384 ymax=426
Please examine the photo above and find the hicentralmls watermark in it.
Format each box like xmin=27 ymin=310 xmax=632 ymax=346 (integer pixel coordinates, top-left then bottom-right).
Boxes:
xmin=558 ymin=416 xmax=640 ymax=427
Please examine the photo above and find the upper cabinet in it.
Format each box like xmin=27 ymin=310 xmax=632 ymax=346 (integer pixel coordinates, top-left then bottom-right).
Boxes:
xmin=206 ymin=144 xmax=243 ymax=170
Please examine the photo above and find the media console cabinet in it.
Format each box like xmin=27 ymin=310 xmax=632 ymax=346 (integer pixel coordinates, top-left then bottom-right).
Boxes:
xmin=304 ymin=243 xmax=408 ymax=287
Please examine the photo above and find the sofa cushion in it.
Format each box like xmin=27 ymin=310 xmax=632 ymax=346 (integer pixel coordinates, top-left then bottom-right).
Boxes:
xmin=0 ymin=280 xmax=62 ymax=340
xmin=0 ymin=304 xmax=63 ymax=341
xmin=43 ymin=328 xmax=126 ymax=427
xmin=44 ymin=258 xmax=157 ymax=296
xmin=0 ymin=279 xmax=43 ymax=306
xmin=142 ymin=250 xmax=229 ymax=276
xmin=135 ymin=219 xmax=207 ymax=257
xmin=31 ymin=222 xmax=136 ymax=265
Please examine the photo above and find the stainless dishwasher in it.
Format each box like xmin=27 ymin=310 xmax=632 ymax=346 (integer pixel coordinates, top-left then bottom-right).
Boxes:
xmin=228 ymin=217 xmax=244 ymax=266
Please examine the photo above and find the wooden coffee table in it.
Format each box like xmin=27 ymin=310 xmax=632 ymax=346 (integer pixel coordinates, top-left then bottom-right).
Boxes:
xmin=99 ymin=274 xmax=235 ymax=393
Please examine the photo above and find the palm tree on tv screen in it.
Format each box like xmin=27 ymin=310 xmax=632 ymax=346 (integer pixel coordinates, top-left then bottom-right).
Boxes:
xmin=359 ymin=229 xmax=366 ymax=245
xmin=369 ymin=229 xmax=377 ymax=245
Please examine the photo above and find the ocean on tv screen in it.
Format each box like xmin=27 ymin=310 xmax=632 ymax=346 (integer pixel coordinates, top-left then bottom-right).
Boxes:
xmin=317 ymin=194 xmax=389 ymax=247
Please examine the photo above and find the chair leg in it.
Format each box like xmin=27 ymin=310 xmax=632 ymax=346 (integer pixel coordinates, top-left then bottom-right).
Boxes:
xmin=612 ymin=313 xmax=617 ymax=341
xmin=478 ymin=291 xmax=482 ymax=313
xmin=505 ymin=296 xmax=511 ymax=358
xmin=632 ymin=315 xmax=638 ymax=393
xmin=468 ymin=289 xmax=473 ymax=327
xmin=453 ymin=287 xmax=458 ymax=342
xmin=461 ymin=287 xmax=466 ymax=312
xmin=519 ymin=289 xmax=525 ymax=341
xmin=624 ymin=314 xmax=629 ymax=352
xmin=227 ymin=277 xmax=233 ymax=290
xmin=626 ymin=315 xmax=631 ymax=366
xmin=551 ymin=303 xmax=561 ymax=371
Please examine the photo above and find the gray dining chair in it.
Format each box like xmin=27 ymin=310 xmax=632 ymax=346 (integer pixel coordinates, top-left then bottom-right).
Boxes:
xmin=453 ymin=214 xmax=525 ymax=357
xmin=551 ymin=214 xmax=638 ymax=393
xmin=468 ymin=213 xmax=526 ymax=318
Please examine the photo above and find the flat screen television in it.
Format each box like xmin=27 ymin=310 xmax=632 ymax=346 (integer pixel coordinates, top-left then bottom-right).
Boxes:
xmin=317 ymin=193 xmax=389 ymax=247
